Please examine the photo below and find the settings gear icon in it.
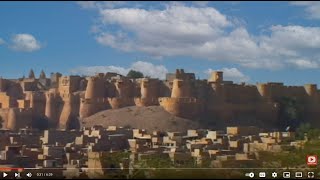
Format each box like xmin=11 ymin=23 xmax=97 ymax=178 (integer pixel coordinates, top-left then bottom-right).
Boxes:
xmin=272 ymin=172 xmax=278 ymax=178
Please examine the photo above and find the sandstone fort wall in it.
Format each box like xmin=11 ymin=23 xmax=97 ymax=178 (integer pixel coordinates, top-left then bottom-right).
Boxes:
xmin=0 ymin=69 xmax=319 ymax=129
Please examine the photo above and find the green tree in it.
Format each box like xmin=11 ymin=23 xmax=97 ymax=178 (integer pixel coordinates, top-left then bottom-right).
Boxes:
xmin=296 ymin=123 xmax=320 ymax=140
xmin=258 ymin=138 xmax=320 ymax=174
xmin=100 ymin=151 xmax=130 ymax=179
xmin=127 ymin=70 xmax=144 ymax=79
xmin=308 ymin=129 xmax=320 ymax=140
xmin=137 ymin=154 xmax=173 ymax=168
xmin=296 ymin=123 xmax=311 ymax=140
xmin=277 ymin=96 xmax=304 ymax=130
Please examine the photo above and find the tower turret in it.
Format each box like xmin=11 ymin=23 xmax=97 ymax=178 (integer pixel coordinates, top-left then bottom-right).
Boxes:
xmin=257 ymin=83 xmax=271 ymax=101
xmin=141 ymin=78 xmax=159 ymax=99
xmin=208 ymin=71 xmax=223 ymax=83
xmin=7 ymin=108 xmax=17 ymax=130
xmin=171 ymin=79 xmax=192 ymax=98
xmin=115 ymin=79 xmax=133 ymax=98
xmin=39 ymin=70 xmax=46 ymax=79
xmin=80 ymin=75 xmax=108 ymax=119
xmin=134 ymin=78 xmax=160 ymax=106
xmin=28 ymin=69 xmax=35 ymax=79
xmin=45 ymin=92 xmax=58 ymax=128
xmin=304 ymin=84 xmax=317 ymax=96
xmin=84 ymin=76 xmax=105 ymax=99
xmin=59 ymin=93 xmax=79 ymax=130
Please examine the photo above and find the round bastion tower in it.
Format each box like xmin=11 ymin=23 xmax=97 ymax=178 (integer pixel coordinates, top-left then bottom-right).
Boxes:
xmin=159 ymin=70 xmax=202 ymax=119
xmin=108 ymin=79 xmax=135 ymax=109
xmin=134 ymin=78 xmax=160 ymax=106
xmin=209 ymin=71 xmax=223 ymax=83
xmin=304 ymin=84 xmax=318 ymax=104
xmin=115 ymin=79 xmax=133 ymax=98
xmin=257 ymin=83 xmax=271 ymax=101
xmin=304 ymin=84 xmax=317 ymax=97
xmin=141 ymin=79 xmax=157 ymax=99
xmin=26 ymin=92 xmax=46 ymax=118
xmin=171 ymin=79 xmax=192 ymax=98
xmin=7 ymin=108 xmax=17 ymax=130
xmin=45 ymin=92 xmax=58 ymax=128
xmin=84 ymin=76 xmax=105 ymax=99
xmin=6 ymin=108 xmax=32 ymax=130
xmin=208 ymin=71 xmax=225 ymax=103
xmin=59 ymin=93 xmax=80 ymax=130
xmin=80 ymin=76 xmax=107 ymax=119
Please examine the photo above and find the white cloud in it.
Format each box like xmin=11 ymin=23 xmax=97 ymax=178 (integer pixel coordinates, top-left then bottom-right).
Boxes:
xmin=192 ymin=1 xmax=209 ymax=7
xmin=291 ymin=1 xmax=320 ymax=19
xmin=70 ymin=65 xmax=128 ymax=76
xmin=267 ymin=25 xmax=320 ymax=50
xmin=130 ymin=61 xmax=168 ymax=79
xmin=77 ymin=1 xmax=97 ymax=9
xmin=288 ymin=59 xmax=319 ymax=69
xmin=76 ymin=1 xmax=127 ymax=9
xmin=82 ymin=3 xmax=320 ymax=70
xmin=70 ymin=61 xmax=168 ymax=79
xmin=98 ymin=5 xmax=231 ymax=35
xmin=205 ymin=67 xmax=250 ymax=83
xmin=11 ymin=34 xmax=42 ymax=52
xmin=0 ymin=38 xmax=5 ymax=45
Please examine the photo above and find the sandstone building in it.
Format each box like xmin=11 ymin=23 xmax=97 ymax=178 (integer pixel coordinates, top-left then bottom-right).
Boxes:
xmin=0 ymin=69 xmax=319 ymax=130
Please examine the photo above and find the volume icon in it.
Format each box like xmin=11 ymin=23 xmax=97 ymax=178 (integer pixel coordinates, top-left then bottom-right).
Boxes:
xmin=26 ymin=172 xmax=32 ymax=178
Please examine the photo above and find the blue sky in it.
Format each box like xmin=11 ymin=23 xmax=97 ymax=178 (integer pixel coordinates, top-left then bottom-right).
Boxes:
xmin=1 ymin=1 xmax=320 ymax=86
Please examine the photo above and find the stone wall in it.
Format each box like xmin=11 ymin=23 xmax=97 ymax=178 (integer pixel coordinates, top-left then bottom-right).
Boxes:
xmin=58 ymin=93 xmax=80 ymax=130
xmin=6 ymin=108 xmax=33 ymax=130
xmin=158 ymin=97 xmax=203 ymax=119
xmin=1 ymin=69 xmax=320 ymax=130
xmin=0 ymin=92 xmax=17 ymax=108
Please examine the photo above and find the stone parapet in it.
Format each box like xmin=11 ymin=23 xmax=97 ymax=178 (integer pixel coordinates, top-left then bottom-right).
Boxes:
xmin=158 ymin=97 xmax=203 ymax=119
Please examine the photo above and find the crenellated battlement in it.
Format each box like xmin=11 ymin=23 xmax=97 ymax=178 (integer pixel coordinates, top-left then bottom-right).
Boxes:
xmin=45 ymin=92 xmax=58 ymax=99
xmin=81 ymin=97 xmax=109 ymax=104
xmin=87 ymin=76 xmax=100 ymax=81
xmin=134 ymin=97 xmax=159 ymax=107
xmin=158 ymin=97 xmax=203 ymax=119
xmin=158 ymin=97 xmax=200 ymax=103
xmin=60 ymin=93 xmax=78 ymax=99
xmin=1 ymin=68 xmax=320 ymax=130
xmin=107 ymin=97 xmax=134 ymax=109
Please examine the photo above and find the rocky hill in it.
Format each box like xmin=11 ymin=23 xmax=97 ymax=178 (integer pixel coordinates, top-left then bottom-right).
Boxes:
xmin=82 ymin=106 xmax=203 ymax=132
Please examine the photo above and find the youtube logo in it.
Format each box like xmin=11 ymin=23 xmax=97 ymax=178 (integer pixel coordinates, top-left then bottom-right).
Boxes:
xmin=307 ymin=155 xmax=318 ymax=166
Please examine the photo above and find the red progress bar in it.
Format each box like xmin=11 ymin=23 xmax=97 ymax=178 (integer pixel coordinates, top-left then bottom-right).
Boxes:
xmin=0 ymin=168 xmax=24 ymax=171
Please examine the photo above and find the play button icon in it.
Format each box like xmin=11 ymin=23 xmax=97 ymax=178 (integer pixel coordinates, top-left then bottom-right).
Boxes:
xmin=3 ymin=172 xmax=8 ymax=178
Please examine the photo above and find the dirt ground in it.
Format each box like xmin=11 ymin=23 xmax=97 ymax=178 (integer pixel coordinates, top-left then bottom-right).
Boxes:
xmin=82 ymin=106 xmax=203 ymax=132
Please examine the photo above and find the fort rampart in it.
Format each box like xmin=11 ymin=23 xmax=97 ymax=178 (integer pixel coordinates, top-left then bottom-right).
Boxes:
xmin=0 ymin=69 xmax=319 ymax=130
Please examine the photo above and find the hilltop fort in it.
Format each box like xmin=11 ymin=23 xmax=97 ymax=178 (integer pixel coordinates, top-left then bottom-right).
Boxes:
xmin=0 ymin=69 xmax=319 ymax=130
